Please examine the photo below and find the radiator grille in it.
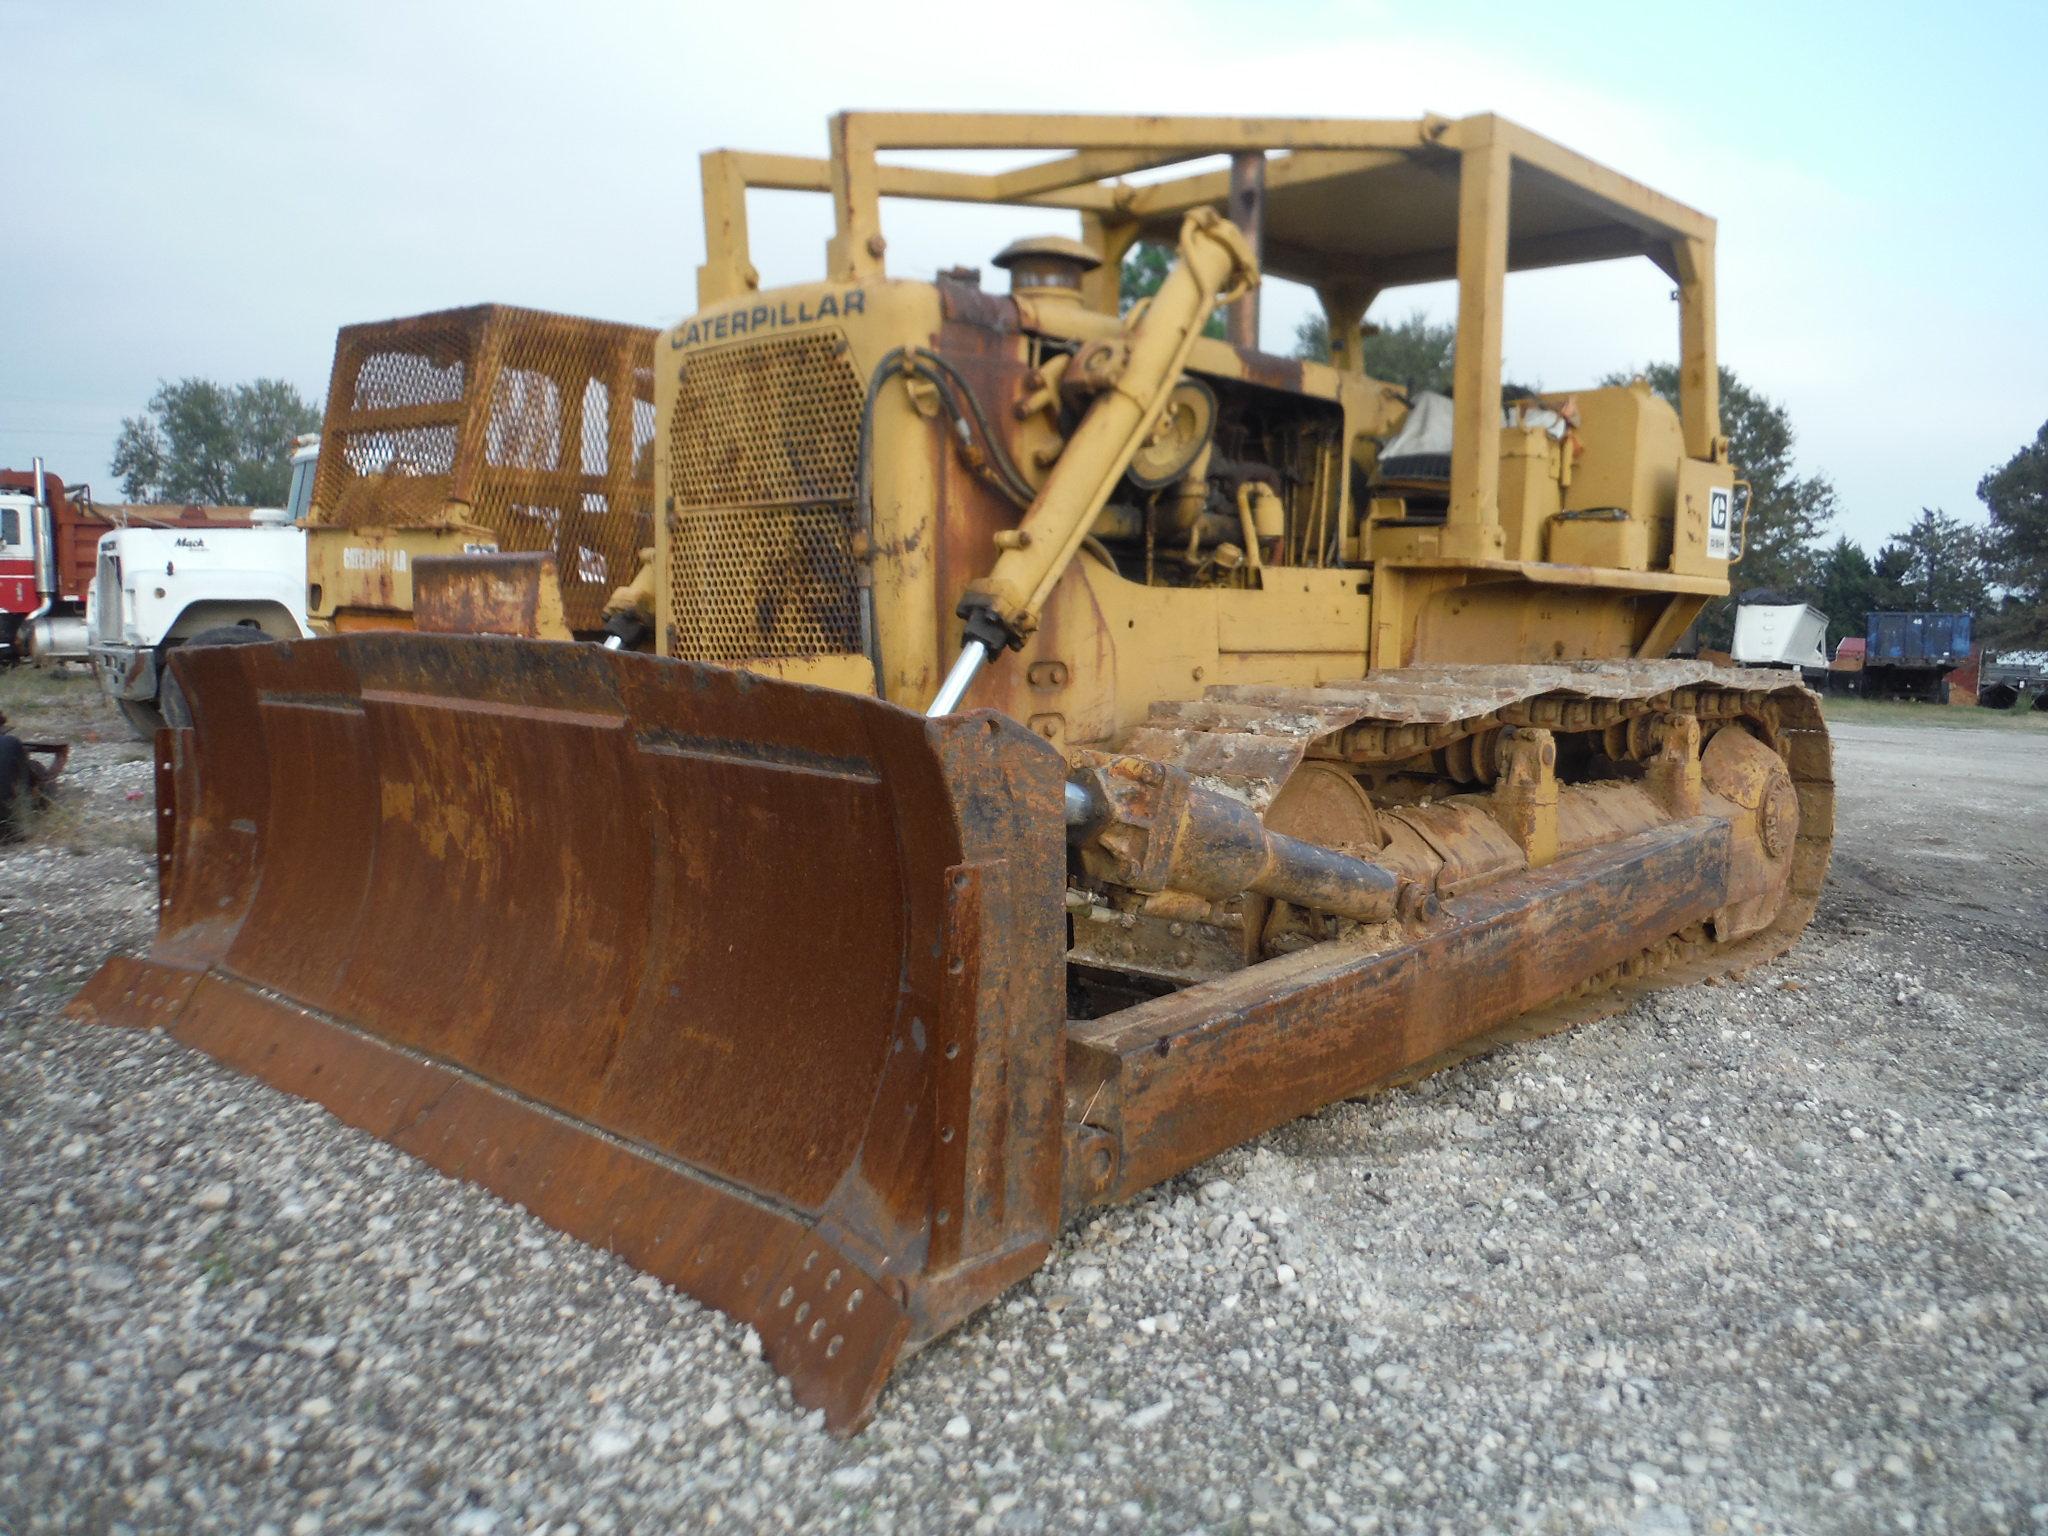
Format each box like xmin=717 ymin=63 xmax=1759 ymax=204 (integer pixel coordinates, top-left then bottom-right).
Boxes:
xmin=95 ymin=549 xmax=122 ymax=642
xmin=665 ymin=332 xmax=867 ymax=662
xmin=667 ymin=505 xmax=864 ymax=663
xmin=312 ymin=305 xmax=656 ymax=631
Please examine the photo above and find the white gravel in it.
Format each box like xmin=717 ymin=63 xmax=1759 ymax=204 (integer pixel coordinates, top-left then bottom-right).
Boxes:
xmin=3 ymin=682 xmax=2045 ymax=1534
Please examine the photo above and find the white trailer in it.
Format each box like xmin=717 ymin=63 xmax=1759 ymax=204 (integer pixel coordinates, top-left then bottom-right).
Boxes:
xmin=1731 ymin=602 xmax=1829 ymax=671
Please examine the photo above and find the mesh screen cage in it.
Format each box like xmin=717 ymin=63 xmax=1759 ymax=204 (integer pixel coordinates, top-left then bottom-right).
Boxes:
xmin=664 ymin=330 xmax=868 ymax=663
xmin=312 ymin=305 xmax=659 ymax=632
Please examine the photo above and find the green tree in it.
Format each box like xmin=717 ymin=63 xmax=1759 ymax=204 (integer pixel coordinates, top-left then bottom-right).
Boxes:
xmin=112 ymin=377 xmax=320 ymax=506
xmin=1810 ymin=535 xmax=1882 ymax=649
xmin=1976 ymin=420 xmax=2048 ymax=647
xmin=1872 ymin=508 xmax=1992 ymax=615
xmin=1604 ymin=363 xmax=1837 ymax=647
xmin=1293 ymin=309 xmax=1458 ymax=395
xmin=1870 ymin=541 xmax=1915 ymax=606
xmin=1118 ymin=243 xmax=1228 ymax=339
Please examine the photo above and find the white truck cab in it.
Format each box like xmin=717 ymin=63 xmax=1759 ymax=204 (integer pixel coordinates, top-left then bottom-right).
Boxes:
xmin=88 ymin=436 xmax=319 ymax=737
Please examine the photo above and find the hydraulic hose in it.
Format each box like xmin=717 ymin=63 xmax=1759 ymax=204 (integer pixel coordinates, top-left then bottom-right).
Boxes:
xmin=928 ymin=209 xmax=1258 ymax=717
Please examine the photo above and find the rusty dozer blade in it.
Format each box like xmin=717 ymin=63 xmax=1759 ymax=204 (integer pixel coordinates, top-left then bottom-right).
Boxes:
xmin=71 ymin=636 xmax=1827 ymax=1430
xmin=69 ymin=634 xmax=1070 ymax=1431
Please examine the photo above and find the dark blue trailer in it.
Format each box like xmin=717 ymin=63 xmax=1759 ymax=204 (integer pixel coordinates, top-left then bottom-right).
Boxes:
xmin=1861 ymin=611 xmax=1975 ymax=700
xmin=1866 ymin=611 xmax=1973 ymax=666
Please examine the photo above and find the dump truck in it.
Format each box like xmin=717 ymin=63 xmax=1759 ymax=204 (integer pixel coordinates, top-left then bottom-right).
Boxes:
xmin=87 ymin=504 xmax=315 ymax=738
xmin=74 ymin=112 xmax=1832 ymax=1431
xmin=1859 ymin=610 xmax=1974 ymax=701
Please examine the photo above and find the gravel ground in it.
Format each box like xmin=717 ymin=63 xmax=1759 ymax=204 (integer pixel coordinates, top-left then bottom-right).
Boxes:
xmin=3 ymin=676 xmax=2045 ymax=1535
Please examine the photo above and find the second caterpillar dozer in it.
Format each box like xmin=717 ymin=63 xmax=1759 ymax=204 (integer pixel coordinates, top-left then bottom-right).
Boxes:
xmin=297 ymin=303 xmax=659 ymax=639
xmin=73 ymin=112 xmax=1831 ymax=1431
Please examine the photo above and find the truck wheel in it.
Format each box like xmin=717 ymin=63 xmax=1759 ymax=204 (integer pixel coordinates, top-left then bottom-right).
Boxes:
xmin=180 ymin=625 xmax=276 ymax=650
xmin=161 ymin=625 xmax=276 ymax=728
xmin=116 ymin=698 xmax=167 ymax=741
xmin=0 ymin=733 xmax=31 ymax=842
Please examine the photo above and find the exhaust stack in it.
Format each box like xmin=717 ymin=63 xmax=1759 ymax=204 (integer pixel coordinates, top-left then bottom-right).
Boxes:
xmin=25 ymin=457 xmax=57 ymax=630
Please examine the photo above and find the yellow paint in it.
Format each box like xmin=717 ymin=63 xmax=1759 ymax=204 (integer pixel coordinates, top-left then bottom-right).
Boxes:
xmin=655 ymin=112 xmax=1734 ymax=735
xmin=301 ymin=306 xmax=658 ymax=637
xmin=305 ymin=526 xmax=496 ymax=632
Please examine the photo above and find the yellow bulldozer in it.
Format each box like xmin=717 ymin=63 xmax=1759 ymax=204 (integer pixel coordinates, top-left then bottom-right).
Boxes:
xmin=74 ymin=112 xmax=1831 ymax=1432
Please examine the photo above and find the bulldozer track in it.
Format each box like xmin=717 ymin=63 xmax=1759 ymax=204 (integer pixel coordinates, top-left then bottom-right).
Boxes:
xmin=1119 ymin=659 xmax=1834 ymax=1066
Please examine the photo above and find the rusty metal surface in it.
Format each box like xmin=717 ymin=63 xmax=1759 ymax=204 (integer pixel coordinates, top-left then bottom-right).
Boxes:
xmin=664 ymin=331 xmax=868 ymax=663
xmin=1121 ymin=660 xmax=1805 ymax=809
xmin=22 ymin=738 xmax=68 ymax=783
xmin=1080 ymin=662 xmax=1826 ymax=987
xmin=1069 ymin=817 xmax=1732 ymax=1200
xmin=66 ymin=644 xmax=1837 ymax=1429
xmin=1071 ymin=751 xmax=1399 ymax=923
xmin=0 ymin=723 xmax=68 ymax=840
xmin=411 ymin=552 xmax=566 ymax=638
xmin=1067 ymin=663 xmax=1836 ymax=1211
xmin=311 ymin=306 xmax=656 ymax=631
xmin=74 ymin=961 xmax=920 ymax=1428
xmin=69 ymin=634 xmax=1069 ymax=1431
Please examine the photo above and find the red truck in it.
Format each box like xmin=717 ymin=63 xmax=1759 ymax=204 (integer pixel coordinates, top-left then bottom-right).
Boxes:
xmin=0 ymin=459 xmax=105 ymax=663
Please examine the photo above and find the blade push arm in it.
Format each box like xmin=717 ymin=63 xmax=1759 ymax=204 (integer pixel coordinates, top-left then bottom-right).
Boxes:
xmin=929 ymin=209 xmax=1258 ymax=715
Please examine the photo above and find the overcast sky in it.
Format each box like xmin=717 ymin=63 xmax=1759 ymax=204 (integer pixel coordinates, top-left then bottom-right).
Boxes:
xmin=4 ymin=0 xmax=2043 ymax=550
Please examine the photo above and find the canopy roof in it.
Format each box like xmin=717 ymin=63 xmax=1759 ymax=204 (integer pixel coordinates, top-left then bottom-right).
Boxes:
xmin=696 ymin=112 xmax=1713 ymax=297
xmin=1127 ymin=141 xmax=1700 ymax=289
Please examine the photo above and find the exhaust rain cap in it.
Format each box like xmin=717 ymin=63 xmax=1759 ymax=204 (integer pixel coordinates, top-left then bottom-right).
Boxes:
xmin=991 ymin=234 xmax=1100 ymax=300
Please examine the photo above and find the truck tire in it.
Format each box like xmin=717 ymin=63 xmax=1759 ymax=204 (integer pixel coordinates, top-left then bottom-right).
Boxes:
xmin=116 ymin=698 xmax=167 ymax=741
xmin=161 ymin=625 xmax=276 ymax=729
xmin=180 ymin=624 xmax=277 ymax=650
xmin=0 ymin=733 xmax=30 ymax=841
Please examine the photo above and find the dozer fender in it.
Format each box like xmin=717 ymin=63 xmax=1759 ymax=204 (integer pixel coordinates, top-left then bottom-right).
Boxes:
xmin=70 ymin=634 xmax=1070 ymax=1430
